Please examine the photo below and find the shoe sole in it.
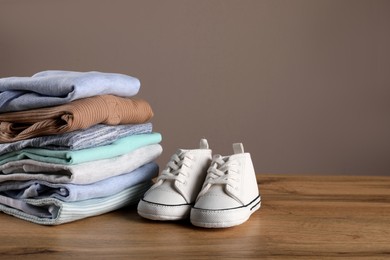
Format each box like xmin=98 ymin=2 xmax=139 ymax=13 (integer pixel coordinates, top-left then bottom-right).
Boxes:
xmin=137 ymin=199 xmax=192 ymax=221
xmin=190 ymin=195 xmax=261 ymax=228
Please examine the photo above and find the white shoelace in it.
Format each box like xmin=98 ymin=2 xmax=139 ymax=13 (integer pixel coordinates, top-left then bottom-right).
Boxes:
xmin=158 ymin=151 xmax=194 ymax=185
xmin=203 ymin=155 xmax=239 ymax=189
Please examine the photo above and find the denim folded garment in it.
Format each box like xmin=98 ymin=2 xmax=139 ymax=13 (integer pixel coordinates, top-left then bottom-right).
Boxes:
xmin=0 ymin=95 xmax=153 ymax=143
xmin=0 ymin=181 xmax=151 ymax=225
xmin=0 ymin=133 xmax=162 ymax=165
xmin=0 ymin=162 xmax=158 ymax=202
xmin=0 ymin=144 xmax=163 ymax=184
xmin=0 ymin=70 xmax=140 ymax=112
xmin=0 ymin=123 xmax=152 ymax=156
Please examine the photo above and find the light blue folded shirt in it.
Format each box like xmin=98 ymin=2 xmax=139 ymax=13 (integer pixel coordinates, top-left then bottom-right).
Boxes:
xmin=0 ymin=123 xmax=152 ymax=156
xmin=0 ymin=181 xmax=151 ymax=225
xmin=0 ymin=70 xmax=141 ymax=112
xmin=0 ymin=132 xmax=162 ymax=165
xmin=0 ymin=162 xmax=158 ymax=202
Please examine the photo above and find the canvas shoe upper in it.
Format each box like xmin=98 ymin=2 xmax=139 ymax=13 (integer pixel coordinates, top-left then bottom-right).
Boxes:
xmin=190 ymin=143 xmax=261 ymax=228
xmin=137 ymin=139 xmax=212 ymax=220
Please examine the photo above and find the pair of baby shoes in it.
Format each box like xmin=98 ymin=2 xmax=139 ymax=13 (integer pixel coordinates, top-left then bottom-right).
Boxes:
xmin=137 ymin=139 xmax=261 ymax=228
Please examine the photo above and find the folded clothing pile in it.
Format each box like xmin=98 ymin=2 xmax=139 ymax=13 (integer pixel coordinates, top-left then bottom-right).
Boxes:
xmin=0 ymin=70 xmax=162 ymax=225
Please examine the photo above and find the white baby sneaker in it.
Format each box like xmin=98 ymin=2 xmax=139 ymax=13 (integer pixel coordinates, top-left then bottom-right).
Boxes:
xmin=190 ymin=143 xmax=260 ymax=228
xmin=137 ymin=139 xmax=212 ymax=221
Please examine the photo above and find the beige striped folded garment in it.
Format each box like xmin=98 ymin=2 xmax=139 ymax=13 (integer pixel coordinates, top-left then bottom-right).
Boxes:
xmin=0 ymin=95 xmax=153 ymax=143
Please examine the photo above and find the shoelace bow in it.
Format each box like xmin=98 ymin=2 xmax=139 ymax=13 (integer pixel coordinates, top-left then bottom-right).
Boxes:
xmin=204 ymin=155 xmax=239 ymax=189
xmin=158 ymin=152 xmax=194 ymax=184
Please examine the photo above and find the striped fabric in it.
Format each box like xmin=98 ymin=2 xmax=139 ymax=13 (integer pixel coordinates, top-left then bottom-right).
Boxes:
xmin=0 ymin=133 xmax=162 ymax=165
xmin=0 ymin=181 xmax=151 ymax=225
xmin=0 ymin=95 xmax=154 ymax=143
xmin=0 ymin=123 xmax=152 ymax=156
xmin=0 ymin=70 xmax=161 ymax=225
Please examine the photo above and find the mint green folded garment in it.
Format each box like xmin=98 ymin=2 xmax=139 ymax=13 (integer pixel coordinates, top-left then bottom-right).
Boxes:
xmin=0 ymin=133 xmax=162 ymax=165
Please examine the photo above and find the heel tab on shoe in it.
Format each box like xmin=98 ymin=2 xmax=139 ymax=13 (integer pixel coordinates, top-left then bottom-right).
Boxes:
xmin=199 ymin=138 xmax=209 ymax=149
xmin=233 ymin=143 xmax=244 ymax=154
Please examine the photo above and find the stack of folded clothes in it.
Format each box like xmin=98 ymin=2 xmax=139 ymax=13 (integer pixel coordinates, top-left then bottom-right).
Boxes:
xmin=0 ymin=70 xmax=162 ymax=225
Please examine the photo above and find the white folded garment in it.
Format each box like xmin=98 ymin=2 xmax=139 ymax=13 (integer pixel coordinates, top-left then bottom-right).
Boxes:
xmin=0 ymin=144 xmax=162 ymax=184
xmin=0 ymin=162 xmax=158 ymax=202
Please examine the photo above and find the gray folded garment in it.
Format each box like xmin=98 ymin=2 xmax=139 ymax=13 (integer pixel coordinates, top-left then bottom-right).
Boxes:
xmin=0 ymin=144 xmax=162 ymax=184
xmin=0 ymin=123 xmax=152 ymax=156
xmin=0 ymin=133 xmax=161 ymax=166
xmin=0 ymin=162 xmax=158 ymax=202
xmin=0 ymin=181 xmax=151 ymax=225
xmin=0 ymin=70 xmax=140 ymax=112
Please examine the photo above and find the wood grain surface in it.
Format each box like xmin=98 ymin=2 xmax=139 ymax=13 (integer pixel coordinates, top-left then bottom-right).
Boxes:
xmin=0 ymin=174 xmax=389 ymax=259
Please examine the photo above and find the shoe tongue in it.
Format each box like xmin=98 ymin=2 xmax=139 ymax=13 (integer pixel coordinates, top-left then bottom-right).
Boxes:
xmin=233 ymin=143 xmax=244 ymax=154
xmin=199 ymin=139 xmax=209 ymax=149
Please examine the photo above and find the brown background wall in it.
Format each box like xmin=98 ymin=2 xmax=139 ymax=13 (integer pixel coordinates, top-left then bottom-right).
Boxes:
xmin=0 ymin=0 xmax=389 ymax=175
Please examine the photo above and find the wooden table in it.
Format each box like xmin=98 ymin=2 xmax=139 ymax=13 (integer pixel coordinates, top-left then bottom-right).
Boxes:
xmin=0 ymin=174 xmax=389 ymax=259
